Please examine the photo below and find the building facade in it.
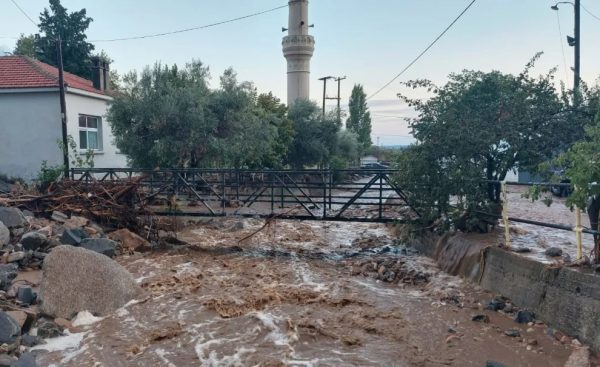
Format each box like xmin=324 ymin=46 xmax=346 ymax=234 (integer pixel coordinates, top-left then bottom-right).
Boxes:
xmin=0 ymin=56 xmax=127 ymax=179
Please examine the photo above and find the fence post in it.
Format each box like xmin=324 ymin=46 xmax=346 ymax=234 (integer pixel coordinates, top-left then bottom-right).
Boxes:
xmin=502 ymin=181 xmax=510 ymax=248
xmin=575 ymin=207 xmax=583 ymax=260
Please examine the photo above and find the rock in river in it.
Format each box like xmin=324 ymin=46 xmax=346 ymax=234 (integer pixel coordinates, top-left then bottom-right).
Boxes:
xmin=39 ymin=245 xmax=142 ymax=319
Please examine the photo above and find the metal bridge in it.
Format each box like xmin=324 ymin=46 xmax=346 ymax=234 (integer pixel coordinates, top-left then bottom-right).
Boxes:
xmin=70 ymin=168 xmax=420 ymax=223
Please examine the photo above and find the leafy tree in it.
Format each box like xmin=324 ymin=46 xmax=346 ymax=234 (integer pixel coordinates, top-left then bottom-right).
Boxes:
xmin=287 ymin=100 xmax=340 ymax=168
xmin=257 ymin=93 xmax=294 ymax=168
xmin=36 ymin=0 xmax=95 ymax=78
xmin=346 ymin=84 xmax=372 ymax=151
xmin=108 ymin=61 xmax=213 ymax=168
xmin=395 ymin=55 xmax=574 ymax=231
xmin=13 ymin=34 xmax=37 ymax=57
xmin=108 ymin=62 xmax=294 ymax=169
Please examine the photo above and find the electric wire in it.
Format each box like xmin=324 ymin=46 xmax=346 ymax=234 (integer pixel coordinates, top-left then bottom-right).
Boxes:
xmin=9 ymin=0 xmax=37 ymax=27
xmin=555 ymin=11 xmax=571 ymax=85
xmin=89 ymin=5 xmax=288 ymax=42
xmin=581 ymin=2 xmax=600 ymax=21
xmin=366 ymin=0 xmax=477 ymax=101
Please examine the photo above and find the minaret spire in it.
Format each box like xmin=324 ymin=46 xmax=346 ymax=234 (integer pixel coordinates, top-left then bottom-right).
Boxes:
xmin=282 ymin=0 xmax=315 ymax=106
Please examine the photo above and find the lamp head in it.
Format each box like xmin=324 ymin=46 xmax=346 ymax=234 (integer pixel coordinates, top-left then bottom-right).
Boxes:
xmin=551 ymin=4 xmax=559 ymax=10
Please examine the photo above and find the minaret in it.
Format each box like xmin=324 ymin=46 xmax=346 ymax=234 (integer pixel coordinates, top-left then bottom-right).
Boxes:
xmin=282 ymin=0 xmax=315 ymax=106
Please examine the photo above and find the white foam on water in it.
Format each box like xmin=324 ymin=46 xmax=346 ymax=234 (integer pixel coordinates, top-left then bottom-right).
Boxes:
xmin=155 ymin=348 xmax=177 ymax=367
xmin=72 ymin=310 xmax=104 ymax=327
xmin=253 ymin=311 xmax=296 ymax=347
xmin=194 ymin=336 xmax=255 ymax=367
xmin=293 ymin=261 xmax=327 ymax=292
xmin=31 ymin=331 xmax=86 ymax=353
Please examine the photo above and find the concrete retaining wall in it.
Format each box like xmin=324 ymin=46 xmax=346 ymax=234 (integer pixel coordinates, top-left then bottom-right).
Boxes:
xmin=411 ymin=232 xmax=600 ymax=351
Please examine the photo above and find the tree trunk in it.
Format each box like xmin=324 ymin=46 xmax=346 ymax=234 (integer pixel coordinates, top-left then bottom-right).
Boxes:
xmin=587 ymin=196 xmax=600 ymax=263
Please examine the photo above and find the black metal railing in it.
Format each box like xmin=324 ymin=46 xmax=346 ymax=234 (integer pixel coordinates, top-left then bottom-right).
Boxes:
xmin=70 ymin=168 xmax=419 ymax=223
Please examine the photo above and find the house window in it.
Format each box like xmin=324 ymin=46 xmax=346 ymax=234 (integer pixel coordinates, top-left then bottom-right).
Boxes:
xmin=79 ymin=115 xmax=102 ymax=151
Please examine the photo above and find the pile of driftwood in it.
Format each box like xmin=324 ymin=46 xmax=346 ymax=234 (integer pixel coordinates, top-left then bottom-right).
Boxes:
xmin=0 ymin=179 xmax=148 ymax=229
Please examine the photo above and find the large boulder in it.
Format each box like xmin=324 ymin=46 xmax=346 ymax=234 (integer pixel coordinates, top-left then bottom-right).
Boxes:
xmin=0 ymin=221 xmax=9 ymax=246
xmin=0 ymin=208 xmax=26 ymax=229
xmin=79 ymin=238 xmax=117 ymax=257
xmin=39 ymin=246 xmax=142 ymax=319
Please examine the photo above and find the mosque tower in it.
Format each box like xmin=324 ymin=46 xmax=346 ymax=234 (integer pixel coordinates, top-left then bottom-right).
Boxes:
xmin=282 ymin=0 xmax=315 ymax=106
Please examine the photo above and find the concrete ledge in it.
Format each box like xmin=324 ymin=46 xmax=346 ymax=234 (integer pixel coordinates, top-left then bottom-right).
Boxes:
xmin=411 ymin=232 xmax=600 ymax=351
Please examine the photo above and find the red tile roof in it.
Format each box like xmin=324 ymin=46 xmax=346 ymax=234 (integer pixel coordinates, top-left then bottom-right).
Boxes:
xmin=0 ymin=55 xmax=105 ymax=95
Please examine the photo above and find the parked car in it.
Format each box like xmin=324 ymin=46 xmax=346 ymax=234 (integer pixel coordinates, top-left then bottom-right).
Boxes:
xmin=549 ymin=168 xmax=572 ymax=197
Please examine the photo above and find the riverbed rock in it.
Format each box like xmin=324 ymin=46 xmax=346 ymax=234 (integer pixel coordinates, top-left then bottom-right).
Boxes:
xmin=0 ymin=312 xmax=21 ymax=344
xmin=0 ymin=222 xmax=9 ymax=246
xmin=0 ymin=264 xmax=18 ymax=291
xmin=20 ymin=232 xmax=48 ymax=251
xmin=485 ymin=361 xmax=506 ymax=367
xmin=544 ymin=247 xmax=563 ymax=257
xmin=471 ymin=314 xmax=490 ymax=323
xmin=514 ymin=310 xmax=535 ymax=324
xmin=16 ymin=286 xmax=36 ymax=305
xmin=36 ymin=319 xmax=63 ymax=338
xmin=39 ymin=245 xmax=142 ymax=319
xmin=107 ymin=229 xmax=151 ymax=253
xmin=0 ymin=208 xmax=26 ymax=229
xmin=21 ymin=335 xmax=43 ymax=347
xmin=0 ymin=354 xmax=16 ymax=367
xmin=79 ymin=238 xmax=117 ymax=257
xmin=11 ymin=352 xmax=38 ymax=367
xmin=60 ymin=228 xmax=87 ymax=246
xmin=486 ymin=298 xmax=505 ymax=311
xmin=504 ymin=329 xmax=520 ymax=337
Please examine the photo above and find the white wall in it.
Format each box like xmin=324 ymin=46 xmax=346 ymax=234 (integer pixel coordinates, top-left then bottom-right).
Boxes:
xmin=0 ymin=91 xmax=63 ymax=179
xmin=0 ymin=89 xmax=128 ymax=180
xmin=65 ymin=91 xmax=128 ymax=169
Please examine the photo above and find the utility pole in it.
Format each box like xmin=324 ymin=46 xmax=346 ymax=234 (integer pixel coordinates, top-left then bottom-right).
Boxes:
xmin=574 ymin=0 xmax=580 ymax=92
xmin=56 ymin=36 xmax=69 ymax=179
xmin=318 ymin=76 xmax=333 ymax=117
xmin=334 ymin=76 xmax=347 ymax=124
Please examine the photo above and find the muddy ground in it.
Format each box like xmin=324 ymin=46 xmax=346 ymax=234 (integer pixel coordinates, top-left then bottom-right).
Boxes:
xmin=33 ymin=218 xmax=595 ymax=367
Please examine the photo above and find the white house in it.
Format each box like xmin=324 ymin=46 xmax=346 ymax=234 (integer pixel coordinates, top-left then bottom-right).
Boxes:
xmin=0 ymin=55 xmax=127 ymax=179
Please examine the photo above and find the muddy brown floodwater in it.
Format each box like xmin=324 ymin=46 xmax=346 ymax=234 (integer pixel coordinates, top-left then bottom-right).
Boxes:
xmin=38 ymin=218 xmax=586 ymax=366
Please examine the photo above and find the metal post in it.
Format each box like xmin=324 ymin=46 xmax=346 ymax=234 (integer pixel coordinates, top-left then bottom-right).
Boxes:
xmin=270 ymin=173 xmax=275 ymax=214
xmin=502 ymin=182 xmax=510 ymax=248
xmin=221 ymin=172 xmax=226 ymax=215
xmin=575 ymin=207 xmax=583 ymax=260
xmin=318 ymin=76 xmax=333 ymax=117
xmin=378 ymin=174 xmax=383 ymax=220
xmin=56 ymin=36 xmax=69 ymax=179
xmin=335 ymin=76 xmax=346 ymax=124
xmin=574 ymin=0 xmax=581 ymax=92
xmin=322 ymin=171 xmax=327 ymax=219
xmin=328 ymin=170 xmax=333 ymax=210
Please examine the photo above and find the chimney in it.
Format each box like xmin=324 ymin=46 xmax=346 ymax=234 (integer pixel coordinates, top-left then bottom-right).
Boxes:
xmin=90 ymin=56 xmax=109 ymax=91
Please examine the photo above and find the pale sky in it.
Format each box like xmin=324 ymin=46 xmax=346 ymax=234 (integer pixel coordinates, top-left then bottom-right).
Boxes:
xmin=1 ymin=0 xmax=599 ymax=146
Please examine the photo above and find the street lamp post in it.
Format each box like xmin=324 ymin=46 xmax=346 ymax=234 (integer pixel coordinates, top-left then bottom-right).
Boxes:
xmin=551 ymin=0 xmax=581 ymax=92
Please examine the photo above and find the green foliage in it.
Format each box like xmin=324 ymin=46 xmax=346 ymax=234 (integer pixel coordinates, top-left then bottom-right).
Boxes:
xmin=13 ymin=34 xmax=37 ymax=57
xmin=336 ymin=130 xmax=360 ymax=166
xmin=109 ymin=62 xmax=293 ymax=169
xmin=394 ymin=54 xmax=576 ymax=231
xmin=35 ymin=0 xmax=95 ymax=78
xmin=57 ymin=135 xmax=95 ymax=168
xmin=286 ymin=100 xmax=340 ymax=168
xmin=346 ymin=84 xmax=372 ymax=152
xmin=36 ymin=161 xmax=63 ymax=191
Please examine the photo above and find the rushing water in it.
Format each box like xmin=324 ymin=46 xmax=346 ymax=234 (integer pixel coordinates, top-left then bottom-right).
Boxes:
xmin=38 ymin=218 xmax=577 ymax=366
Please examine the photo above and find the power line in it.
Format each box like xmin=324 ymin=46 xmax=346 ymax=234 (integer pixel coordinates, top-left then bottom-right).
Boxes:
xmin=555 ymin=11 xmax=571 ymax=85
xmin=9 ymin=0 xmax=37 ymax=27
xmin=581 ymin=2 xmax=600 ymax=21
xmin=366 ymin=0 xmax=477 ymax=101
xmin=90 ymin=5 xmax=288 ymax=42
